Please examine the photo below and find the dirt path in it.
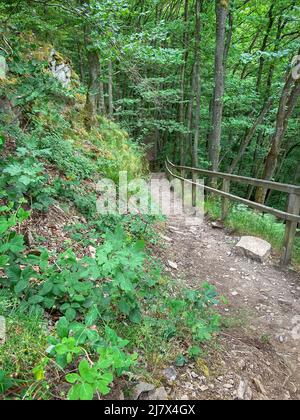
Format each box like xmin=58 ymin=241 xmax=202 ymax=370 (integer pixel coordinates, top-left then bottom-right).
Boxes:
xmin=152 ymin=173 xmax=300 ymax=400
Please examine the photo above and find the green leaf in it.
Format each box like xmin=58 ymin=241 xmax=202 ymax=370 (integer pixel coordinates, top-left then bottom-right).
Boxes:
xmin=56 ymin=317 xmax=69 ymax=339
xmin=129 ymin=308 xmax=142 ymax=324
xmin=97 ymin=372 xmax=113 ymax=395
xmin=14 ymin=279 xmax=28 ymax=295
xmin=85 ymin=306 xmax=99 ymax=327
xmin=0 ymin=255 xmax=9 ymax=268
xmin=118 ymin=298 xmax=131 ymax=315
xmin=78 ymin=360 xmax=94 ymax=382
xmin=40 ymin=281 xmax=53 ymax=296
xmin=28 ymin=295 xmax=44 ymax=305
xmin=3 ymin=163 xmax=22 ymax=176
xmin=66 ymin=373 xmax=81 ymax=384
xmin=65 ymin=308 xmax=77 ymax=322
xmin=175 ymin=354 xmax=187 ymax=367
xmin=79 ymin=383 xmax=94 ymax=400
xmin=115 ymin=273 xmax=133 ymax=292
xmin=19 ymin=175 xmax=32 ymax=186
xmin=68 ymin=384 xmax=81 ymax=400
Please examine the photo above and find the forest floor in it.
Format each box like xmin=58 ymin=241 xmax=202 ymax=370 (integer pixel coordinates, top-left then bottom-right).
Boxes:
xmin=152 ymin=173 xmax=300 ymax=401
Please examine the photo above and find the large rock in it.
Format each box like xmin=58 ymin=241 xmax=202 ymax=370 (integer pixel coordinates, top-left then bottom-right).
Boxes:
xmin=235 ymin=236 xmax=271 ymax=263
xmin=49 ymin=50 xmax=72 ymax=87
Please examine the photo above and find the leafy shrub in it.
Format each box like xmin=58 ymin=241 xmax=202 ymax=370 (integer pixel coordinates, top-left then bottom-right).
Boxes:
xmin=47 ymin=322 xmax=137 ymax=400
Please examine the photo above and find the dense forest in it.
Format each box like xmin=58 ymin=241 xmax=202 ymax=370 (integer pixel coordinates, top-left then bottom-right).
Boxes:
xmin=0 ymin=0 xmax=299 ymax=402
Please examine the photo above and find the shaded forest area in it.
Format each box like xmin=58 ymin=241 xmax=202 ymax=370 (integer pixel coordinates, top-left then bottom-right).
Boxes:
xmin=2 ymin=1 xmax=299 ymax=206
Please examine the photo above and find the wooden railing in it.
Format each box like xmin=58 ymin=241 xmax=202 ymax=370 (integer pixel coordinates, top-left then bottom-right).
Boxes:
xmin=165 ymin=158 xmax=300 ymax=266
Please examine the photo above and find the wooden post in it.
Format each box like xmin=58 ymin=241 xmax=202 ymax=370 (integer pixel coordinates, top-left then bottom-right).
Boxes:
xmin=192 ymin=170 xmax=197 ymax=207
xmin=181 ymin=169 xmax=185 ymax=207
xmin=221 ymin=179 xmax=230 ymax=220
xmin=281 ymin=193 xmax=300 ymax=266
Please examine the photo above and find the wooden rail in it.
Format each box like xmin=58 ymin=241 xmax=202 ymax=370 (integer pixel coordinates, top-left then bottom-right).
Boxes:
xmin=165 ymin=158 xmax=300 ymax=266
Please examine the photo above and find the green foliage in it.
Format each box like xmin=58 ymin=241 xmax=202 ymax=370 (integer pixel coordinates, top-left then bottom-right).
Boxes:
xmin=47 ymin=321 xmax=137 ymax=401
xmin=0 ymin=205 xmax=29 ymax=272
xmin=0 ymin=138 xmax=54 ymax=210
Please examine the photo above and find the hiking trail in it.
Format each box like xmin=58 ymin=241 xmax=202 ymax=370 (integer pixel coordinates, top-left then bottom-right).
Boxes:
xmin=152 ymin=173 xmax=300 ymax=400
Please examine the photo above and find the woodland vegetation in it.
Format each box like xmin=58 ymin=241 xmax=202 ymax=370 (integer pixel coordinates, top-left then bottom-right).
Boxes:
xmin=0 ymin=0 xmax=299 ymax=400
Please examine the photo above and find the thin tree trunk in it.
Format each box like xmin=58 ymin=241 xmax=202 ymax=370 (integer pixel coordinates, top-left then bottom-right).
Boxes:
xmin=192 ymin=0 xmax=202 ymax=170
xmin=179 ymin=0 xmax=189 ymax=166
xmin=255 ymin=62 xmax=300 ymax=204
xmin=98 ymin=77 xmax=106 ymax=115
xmin=209 ymin=0 xmax=229 ymax=178
xmin=256 ymin=4 xmax=274 ymax=92
xmin=85 ymin=49 xmax=100 ymax=130
xmin=228 ymin=100 xmax=272 ymax=174
xmin=108 ymin=60 xmax=114 ymax=119
xmin=77 ymin=43 xmax=85 ymax=82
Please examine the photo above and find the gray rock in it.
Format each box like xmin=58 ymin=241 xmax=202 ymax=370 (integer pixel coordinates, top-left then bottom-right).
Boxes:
xmin=235 ymin=236 xmax=271 ymax=263
xmin=88 ymin=245 xmax=96 ymax=259
xmin=162 ymin=366 xmax=177 ymax=382
xmin=147 ymin=387 xmax=168 ymax=400
xmin=253 ymin=378 xmax=267 ymax=395
xmin=237 ymin=380 xmax=247 ymax=400
xmin=223 ymin=383 xmax=234 ymax=390
xmin=49 ymin=50 xmax=72 ymax=87
xmin=168 ymin=260 xmax=178 ymax=270
xmin=132 ymin=382 xmax=155 ymax=400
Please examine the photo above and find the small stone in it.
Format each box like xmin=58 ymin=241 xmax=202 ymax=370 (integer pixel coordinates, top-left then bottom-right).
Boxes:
xmin=163 ymin=366 xmax=177 ymax=382
xmin=253 ymin=378 xmax=267 ymax=396
xmin=223 ymin=383 xmax=233 ymax=390
xmin=132 ymin=382 xmax=155 ymax=400
xmin=244 ymin=386 xmax=253 ymax=400
xmin=161 ymin=235 xmax=172 ymax=242
xmin=118 ymin=390 xmax=125 ymax=400
xmin=146 ymin=387 xmax=168 ymax=400
xmin=237 ymin=380 xmax=247 ymax=400
xmin=231 ymin=291 xmax=239 ymax=296
xmin=199 ymin=385 xmax=209 ymax=392
xmin=168 ymin=260 xmax=178 ymax=270
xmin=211 ymin=221 xmax=224 ymax=229
xmin=88 ymin=245 xmax=96 ymax=259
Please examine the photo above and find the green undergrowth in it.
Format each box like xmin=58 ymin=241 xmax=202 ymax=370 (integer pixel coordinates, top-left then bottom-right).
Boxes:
xmin=0 ymin=40 xmax=223 ymax=400
xmin=205 ymin=198 xmax=300 ymax=265
xmin=0 ymin=206 xmax=221 ymax=400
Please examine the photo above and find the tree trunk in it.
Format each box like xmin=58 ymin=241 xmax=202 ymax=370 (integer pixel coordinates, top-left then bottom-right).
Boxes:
xmin=209 ymin=0 xmax=229 ymax=177
xmin=255 ymin=66 xmax=300 ymax=204
xmin=192 ymin=0 xmax=202 ymax=170
xmin=179 ymin=0 xmax=189 ymax=167
xmin=228 ymin=100 xmax=272 ymax=174
xmin=84 ymin=49 xmax=100 ymax=130
xmin=256 ymin=4 xmax=274 ymax=92
xmin=97 ymin=64 xmax=106 ymax=115
xmin=108 ymin=60 xmax=114 ymax=119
